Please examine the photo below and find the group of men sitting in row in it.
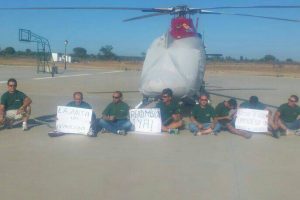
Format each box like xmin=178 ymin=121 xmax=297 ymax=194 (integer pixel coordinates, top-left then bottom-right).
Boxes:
xmin=155 ymin=88 xmax=300 ymax=138
xmin=0 ymin=78 xmax=300 ymax=139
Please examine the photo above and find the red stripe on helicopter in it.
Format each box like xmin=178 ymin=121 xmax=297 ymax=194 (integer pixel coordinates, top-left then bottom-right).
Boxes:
xmin=170 ymin=17 xmax=197 ymax=39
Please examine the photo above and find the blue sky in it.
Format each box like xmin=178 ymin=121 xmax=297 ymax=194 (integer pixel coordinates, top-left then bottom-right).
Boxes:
xmin=0 ymin=0 xmax=300 ymax=61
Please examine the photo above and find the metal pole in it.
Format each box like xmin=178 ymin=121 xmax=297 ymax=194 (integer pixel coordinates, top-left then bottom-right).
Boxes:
xmin=64 ymin=40 xmax=68 ymax=70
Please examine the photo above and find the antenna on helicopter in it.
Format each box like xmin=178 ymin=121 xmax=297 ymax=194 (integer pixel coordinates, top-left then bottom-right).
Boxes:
xmin=195 ymin=17 xmax=199 ymax=31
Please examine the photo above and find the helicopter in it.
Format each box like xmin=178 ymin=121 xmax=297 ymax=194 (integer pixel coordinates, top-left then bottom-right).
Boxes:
xmin=1 ymin=4 xmax=300 ymax=106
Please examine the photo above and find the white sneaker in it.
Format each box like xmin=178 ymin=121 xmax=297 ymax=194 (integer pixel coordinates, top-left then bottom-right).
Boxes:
xmin=117 ymin=130 xmax=127 ymax=135
xmin=22 ymin=122 xmax=28 ymax=131
xmin=87 ymin=129 xmax=94 ymax=136
xmin=100 ymin=128 xmax=107 ymax=134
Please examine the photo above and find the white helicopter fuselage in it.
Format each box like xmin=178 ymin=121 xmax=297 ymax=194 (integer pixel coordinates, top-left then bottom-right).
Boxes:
xmin=139 ymin=32 xmax=206 ymax=99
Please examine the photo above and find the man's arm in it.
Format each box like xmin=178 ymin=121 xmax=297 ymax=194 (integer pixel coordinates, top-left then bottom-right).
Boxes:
xmin=23 ymin=96 xmax=32 ymax=108
xmin=102 ymin=104 xmax=115 ymax=121
xmin=190 ymin=116 xmax=203 ymax=129
xmin=273 ymin=111 xmax=281 ymax=128
xmin=214 ymin=115 xmax=231 ymax=121
xmin=17 ymin=97 xmax=32 ymax=114
xmin=0 ymin=104 xmax=5 ymax=123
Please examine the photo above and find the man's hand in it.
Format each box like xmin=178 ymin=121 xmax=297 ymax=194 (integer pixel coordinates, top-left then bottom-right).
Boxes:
xmin=172 ymin=114 xmax=181 ymax=121
xmin=0 ymin=117 xmax=5 ymax=125
xmin=197 ymin=124 xmax=203 ymax=130
xmin=108 ymin=116 xmax=116 ymax=121
xmin=17 ymin=106 xmax=25 ymax=115
xmin=104 ymin=115 xmax=115 ymax=121
xmin=224 ymin=116 xmax=232 ymax=120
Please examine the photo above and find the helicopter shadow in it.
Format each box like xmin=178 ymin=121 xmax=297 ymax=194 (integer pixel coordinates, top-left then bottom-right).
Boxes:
xmin=28 ymin=114 xmax=56 ymax=129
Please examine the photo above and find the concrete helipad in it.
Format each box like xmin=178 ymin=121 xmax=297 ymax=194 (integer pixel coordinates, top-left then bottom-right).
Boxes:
xmin=0 ymin=65 xmax=300 ymax=200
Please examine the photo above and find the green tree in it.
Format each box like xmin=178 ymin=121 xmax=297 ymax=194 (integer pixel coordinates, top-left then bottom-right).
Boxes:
xmin=73 ymin=47 xmax=87 ymax=58
xmin=25 ymin=48 xmax=32 ymax=54
xmin=2 ymin=47 xmax=16 ymax=55
xmin=261 ymin=54 xmax=277 ymax=62
xmin=99 ymin=45 xmax=117 ymax=60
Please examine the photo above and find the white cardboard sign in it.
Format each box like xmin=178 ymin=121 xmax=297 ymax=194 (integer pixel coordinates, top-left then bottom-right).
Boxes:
xmin=129 ymin=108 xmax=162 ymax=134
xmin=235 ymin=108 xmax=268 ymax=133
xmin=56 ymin=106 xmax=92 ymax=135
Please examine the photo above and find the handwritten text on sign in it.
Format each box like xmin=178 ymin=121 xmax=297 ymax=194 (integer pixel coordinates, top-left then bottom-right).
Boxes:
xmin=129 ymin=108 xmax=161 ymax=134
xmin=56 ymin=106 xmax=92 ymax=135
xmin=235 ymin=108 xmax=268 ymax=132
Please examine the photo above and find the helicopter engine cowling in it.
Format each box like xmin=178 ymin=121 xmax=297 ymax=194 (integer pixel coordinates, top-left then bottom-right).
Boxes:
xmin=139 ymin=32 xmax=206 ymax=99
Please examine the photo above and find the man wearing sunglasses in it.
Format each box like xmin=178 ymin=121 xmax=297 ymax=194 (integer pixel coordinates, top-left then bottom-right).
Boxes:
xmin=0 ymin=78 xmax=32 ymax=130
xmin=156 ymin=88 xmax=183 ymax=134
xmin=189 ymin=93 xmax=215 ymax=136
xmin=98 ymin=91 xmax=132 ymax=135
xmin=274 ymin=95 xmax=300 ymax=137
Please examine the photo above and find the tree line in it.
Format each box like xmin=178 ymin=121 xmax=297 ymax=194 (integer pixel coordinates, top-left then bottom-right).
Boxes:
xmin=0 ymin=45 xmax=298 ymax=64
xmin=0 ymin=45 xmax=144 ymax=62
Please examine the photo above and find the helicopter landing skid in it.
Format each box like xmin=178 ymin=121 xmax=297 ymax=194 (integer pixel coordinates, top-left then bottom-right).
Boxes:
xmin=135 ymin=96 xmax=159 ymax=109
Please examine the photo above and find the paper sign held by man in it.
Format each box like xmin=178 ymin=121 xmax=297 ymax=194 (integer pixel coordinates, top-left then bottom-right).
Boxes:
xmin=235 ymin=108 xmax=268 ymax=133
xmin=56 ymin=106 xmax=92 ymax=135
xmin=129 ymin=108 xmax=162 ymax=134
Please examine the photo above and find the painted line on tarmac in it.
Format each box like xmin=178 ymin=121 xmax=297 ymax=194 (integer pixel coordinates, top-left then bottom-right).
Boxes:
xmin=33 ymin=73 xmax=91 ymax=80
xmin=99 ymin=70 xmax=124 ymax=74
xmin=0 ymin=71 xmax=124 ymax=83
xmin=32 ymin=70 xmax=124 ymax=80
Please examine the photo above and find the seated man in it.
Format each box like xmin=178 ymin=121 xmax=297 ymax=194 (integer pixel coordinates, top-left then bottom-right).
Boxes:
xmin=98 ymin=91 xmax=132 ymax=135
xmin=66 ymin=92 xmax=98 ymax=137
xmin=0 ymin=78 xmax=32 ymax=130
xmin=274 ymin=95 xmax=300 ymax=137
xmin=214 ymin=98 xmax=252 ymax=139
xmin=156 ymin=88 xmax=183 ymax=134
xmin=189 ymin=93 xmax=215 ymax=136
xmin=240 ymin=96 xmax=276 ymax=134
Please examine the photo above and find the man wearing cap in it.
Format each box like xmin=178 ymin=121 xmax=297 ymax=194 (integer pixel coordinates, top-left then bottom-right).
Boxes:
xmin=274 ymin=95 xmax=300 ymax=137
xmin=189 ymin=93 xmax=215 ymax=136
xmin=240 ymin=96 xmax=267 ymax=110
xmin=156 ymin=88 xmax=183 ymax=133
xmin=98 ymin=91 xmax=132 ymax=135
xmin=214 ymin=98 xmax=252 ymax=138
xmin=0 ymin=78 xmax=32 ymax=130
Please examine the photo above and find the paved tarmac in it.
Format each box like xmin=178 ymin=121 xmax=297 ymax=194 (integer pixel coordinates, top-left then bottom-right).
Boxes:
xmin=0 ymin=65 xmax=300 ymax=200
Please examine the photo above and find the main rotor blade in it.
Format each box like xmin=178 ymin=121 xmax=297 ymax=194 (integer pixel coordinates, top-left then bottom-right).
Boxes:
xmin=200 ymin=10 xmax=300 ymax=22
xmin=123 ymin=13 xmax=170 ymax=22
xmin=87 ymin=90 xmax=139 ymax=94
xmin=0 ymin=6 xmax=152 ymax=11
xmin=209 ymin=92 xmax=278 ymax=109
xmin=200 ymin=5 xmax=300 ymax=10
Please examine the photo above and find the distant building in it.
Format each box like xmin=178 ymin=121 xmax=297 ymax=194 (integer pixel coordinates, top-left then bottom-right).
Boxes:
xmin=52 ymin=53 xmax=72 ymax=63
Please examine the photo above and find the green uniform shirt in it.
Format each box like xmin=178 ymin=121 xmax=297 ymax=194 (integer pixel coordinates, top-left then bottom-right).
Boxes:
xmin=102 ymin=101 xmax=129 ymax=120
xmin=191 ymin=104 xmax=215 ymax=123
xmin=278 ymin=103 xmax=300 ymax=123
xmin=215 ymin=101 xmax=230 ymax=117
xmin=156 ymin=100 xmax=181 ymax=122
xmin=1 ymin=90 xmax=26 ymax=110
